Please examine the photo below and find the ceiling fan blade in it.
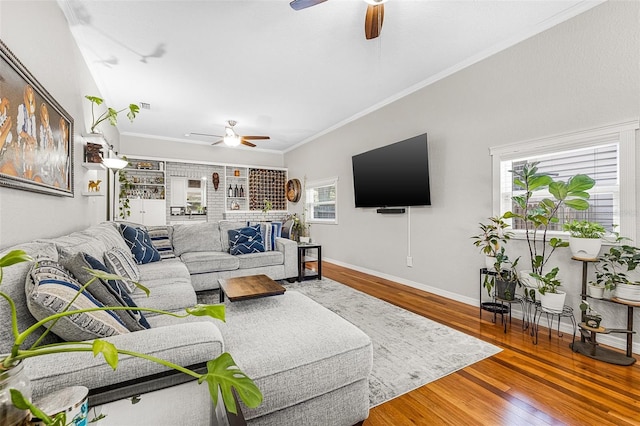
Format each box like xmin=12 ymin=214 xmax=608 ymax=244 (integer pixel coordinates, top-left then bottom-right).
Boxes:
xmin=365 ymin=4 xmax=384 ymax=40
xmin=241 ymin=140 xmax=257 ymax=148
xmin=290 ymin=0 xmax=328 ymax=11
xmin=190 ymin=132 xmax=223 ymax=138
xmin=211 ymin=139 xmax=224 ymax=145
xmin=242 ymin=136 xmax=270 ymax=140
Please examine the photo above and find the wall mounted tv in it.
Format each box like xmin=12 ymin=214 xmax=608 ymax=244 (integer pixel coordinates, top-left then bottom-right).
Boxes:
xmin=352 ymin=133 xmax=431 ymax=208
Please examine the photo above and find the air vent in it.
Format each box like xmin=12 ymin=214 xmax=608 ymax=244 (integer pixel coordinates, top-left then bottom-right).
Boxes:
xmin=140 ymin=102 xmax=151 ymax=110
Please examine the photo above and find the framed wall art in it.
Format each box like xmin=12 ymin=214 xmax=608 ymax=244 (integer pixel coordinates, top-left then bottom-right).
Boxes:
xmin=0 ymin=39 xmax=74 ymax=197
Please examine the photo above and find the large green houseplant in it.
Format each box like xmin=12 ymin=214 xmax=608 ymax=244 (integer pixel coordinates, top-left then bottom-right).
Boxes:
xmin=503 ymin=162 xmax=595 ymax=308
xmin=591 ymin=239 xmax=640 ymax=302
xmin=0 ymin=250 xmax=261 ymax=425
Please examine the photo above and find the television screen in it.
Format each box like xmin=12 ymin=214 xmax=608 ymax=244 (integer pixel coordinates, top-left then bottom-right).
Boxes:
xmin=352 ymin=134 xmax=430 ymax=208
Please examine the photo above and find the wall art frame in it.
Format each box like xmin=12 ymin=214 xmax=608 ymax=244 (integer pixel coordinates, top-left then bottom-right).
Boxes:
xmin=0 ymin=39 xmax=74 ymax=197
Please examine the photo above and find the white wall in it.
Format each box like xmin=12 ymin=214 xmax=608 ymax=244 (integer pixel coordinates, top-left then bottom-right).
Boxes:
xmin=0 ymin=1 xmax=112 ymax=248
xmin=284 ymin=2 xmax=640 ymax=349
xmin=120 ymin=134 xmax=284 ymax=168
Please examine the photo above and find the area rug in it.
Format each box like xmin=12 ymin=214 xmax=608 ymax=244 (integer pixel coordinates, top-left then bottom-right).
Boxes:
xmin=198 ymin=277 xmax=501 ymax=407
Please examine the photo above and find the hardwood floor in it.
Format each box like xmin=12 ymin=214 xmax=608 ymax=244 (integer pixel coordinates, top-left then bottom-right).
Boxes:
xmin=320 ymin=262 xmax=640 ymax=426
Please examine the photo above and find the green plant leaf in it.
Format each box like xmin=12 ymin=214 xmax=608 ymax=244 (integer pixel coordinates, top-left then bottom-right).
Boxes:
xmin=528 ymin=175 xmax=553 ymax=191
xmin=566 ymin=174 xmax=596 ymax=192
xmin=0 ymin=250 xmax=33 ymax=268
xmin=186 ymin=304 xmax=226 ymax=321
xmin=564 ymin=199 xmax=590 ymax=210
xmin=93 ymin=339 xmax=119 ymax=370
xmin=85 ymin=95 xmax=104 ymax=105
xmin=199 ymin=352 xmax=263 ymax=415
xmin=548 ymin=181 xmax=568 ymax=200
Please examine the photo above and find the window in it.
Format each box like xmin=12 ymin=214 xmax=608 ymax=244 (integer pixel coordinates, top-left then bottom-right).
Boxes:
xmin=305 ymin=177 xmax=338 ymax=224
xmin=490 ymin=121 xmax=638 ymax=241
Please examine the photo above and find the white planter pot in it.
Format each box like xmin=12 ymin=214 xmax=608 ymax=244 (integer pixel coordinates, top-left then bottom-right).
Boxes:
xmin=519 ymin=270 xmax=541 ymax=302
xmin=539 ymin=291 xmax=566 ymax=313
xmin=613 ymin=283 xmax=640 ymax=302
xmin=569 ymin=237 xmax=602 ymax=260
xmin=299 ymin=236 xmax=310 ymax=244
xmin=485 ymin=256 xmax=496 ymax=271
xmin=587 ymin=285 xmax=605 ymax=299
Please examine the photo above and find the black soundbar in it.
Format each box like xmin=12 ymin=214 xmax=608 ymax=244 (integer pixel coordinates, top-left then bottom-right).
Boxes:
xmin=376 ymin=208 xmax=406 ymax=214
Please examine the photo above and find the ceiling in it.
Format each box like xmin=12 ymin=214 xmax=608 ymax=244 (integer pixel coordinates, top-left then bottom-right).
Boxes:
xmin=58 ymin=0 xmax=602 ymax=153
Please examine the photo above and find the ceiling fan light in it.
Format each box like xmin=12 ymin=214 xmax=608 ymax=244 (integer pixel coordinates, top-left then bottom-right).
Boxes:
xmin=224 ymin=135 xmax=241 ymax=147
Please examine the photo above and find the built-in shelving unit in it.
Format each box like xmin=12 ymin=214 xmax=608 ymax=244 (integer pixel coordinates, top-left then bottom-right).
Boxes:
xmin=224 ymin=166 xmax=248 ymax=211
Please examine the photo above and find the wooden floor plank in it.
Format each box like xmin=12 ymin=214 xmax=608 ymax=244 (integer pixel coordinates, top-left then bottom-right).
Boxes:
xmin=318 ymin=262 xmax=640 ymax=426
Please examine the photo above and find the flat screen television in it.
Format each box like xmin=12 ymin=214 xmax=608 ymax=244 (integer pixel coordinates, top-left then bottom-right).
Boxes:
xmin=352 ymin=133 xmax=431 ymax=208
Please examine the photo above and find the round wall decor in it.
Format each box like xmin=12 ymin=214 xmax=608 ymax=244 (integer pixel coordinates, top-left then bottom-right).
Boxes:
xmin=286 ymin=178 xmax=302 ymax=202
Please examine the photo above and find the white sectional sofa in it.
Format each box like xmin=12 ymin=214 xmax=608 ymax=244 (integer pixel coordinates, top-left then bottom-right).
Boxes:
xmin=0 ymin=221 xmax=373 ymax=425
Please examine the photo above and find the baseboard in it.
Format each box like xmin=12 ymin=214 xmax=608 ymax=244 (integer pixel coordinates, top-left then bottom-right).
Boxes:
xmin=324 ymin=257 xmax=639 ymax=356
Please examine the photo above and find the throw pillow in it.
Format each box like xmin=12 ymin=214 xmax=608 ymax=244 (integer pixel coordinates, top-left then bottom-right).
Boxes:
xmin=119 ymin=224 xmax=161 ymax=264
xmin=60 ymin=251 xmax=151 ymax=331
xmin=248 ymin=222 xmax=273 ymax=251
xmin=271 ymin=221 xmax=283 ymax=250
xmin=104 ymin=247 xmax=140 ymax=293
xmin=146 ymin=226 xmax=176 ymax=260
xmin=25 ymin=260 xmax=130 ymax=341
xmin=228 ymin=225 xmax=265 ymax=255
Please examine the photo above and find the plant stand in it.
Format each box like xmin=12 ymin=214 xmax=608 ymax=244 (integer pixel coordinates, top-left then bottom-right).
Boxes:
xmin=493 ymin=295 xmax=527 ymax=334
xmin=531 ymin=303 xmax=576 ymax=346
xmin=570 ymin=257 xmax=637 ymax=366
xmin=479 ymin=268 xmax=509 ymax=320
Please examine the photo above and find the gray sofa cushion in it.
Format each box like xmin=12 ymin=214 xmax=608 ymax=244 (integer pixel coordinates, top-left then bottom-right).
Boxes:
xmin=236 ymin=251 xmax=284 ymax=269
xmin=180 ymin=251 xmax=239 ymax=274
xmin=131 ymin=260 xmax=196 ymax=315
xmin=80 ymin=222 xmax=131 ymax=253
xmin=172 ymin=222 xmax=222 ymax=256
xmin=25 ymin=321 xmax=224 ymax=398
xmin=217 ymin=291 xmax=372 ymax=420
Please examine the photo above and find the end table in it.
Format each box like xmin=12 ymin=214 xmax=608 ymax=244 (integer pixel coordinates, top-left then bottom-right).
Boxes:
xmin=298 ymin=243 xmax=322 ymax=281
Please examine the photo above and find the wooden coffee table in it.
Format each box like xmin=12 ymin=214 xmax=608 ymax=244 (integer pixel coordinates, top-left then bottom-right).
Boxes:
xmin=218 ymin=274 xmax=286 ymax=302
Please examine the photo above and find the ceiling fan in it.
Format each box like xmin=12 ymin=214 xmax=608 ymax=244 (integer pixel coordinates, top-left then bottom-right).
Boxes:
xmin=189 ymin=120 xmax=270 ymax=148
xmin=290 ymin=0 xmax=386 ymax=40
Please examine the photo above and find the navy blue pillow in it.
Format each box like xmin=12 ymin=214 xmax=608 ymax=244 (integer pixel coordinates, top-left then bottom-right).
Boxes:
xmin=83 ymin=253 xmax=151 ymax=330
xmin=120 ymin=224 xmax=161 ymax=264
xmin=228 ymin=225 xmax=265 ymax=255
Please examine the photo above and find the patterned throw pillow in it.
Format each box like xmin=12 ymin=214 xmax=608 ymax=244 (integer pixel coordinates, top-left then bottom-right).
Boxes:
xmin=247 ymin=222 xmax=283 ymax=251
xmin=60 ymin=252 xmax=151 ymax=331
xmin=104 ymin=247 xmax=140 ymax=293
xmin=119 ymin=224 xmax=161 ymax=264
xmin=146 ymin=226 xmax=176 ymax=260
xmin=25 ymin=260 xmax=129 ymax=341
xmin=228 ymin=225 xmax=265 ymax=255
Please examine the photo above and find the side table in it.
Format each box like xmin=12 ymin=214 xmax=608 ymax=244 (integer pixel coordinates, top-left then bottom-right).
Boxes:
xmin=298 ymin=243 xmax=322 ymax=281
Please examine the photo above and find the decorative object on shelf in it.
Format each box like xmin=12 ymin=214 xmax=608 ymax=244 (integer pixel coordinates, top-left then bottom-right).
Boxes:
xmin=85 ymin=142 xmax=103 ymax=163
xmin=592 ymin=236 xmax=640 ymax=302
xmin=580 ymin=301 xmax=602 ymax=329
xmin=286 ymin=178 xmax=302 ymax=203
xmin=231 ymin=200 xmax=240 ymax=210
xmin=503 ymin=162 xmax=595 ymax=302
xmin=87 ymin=179 xmax=101 ymax=192
xmin=471 ymin=216 xmax=513 ymax=274
xmin=0 ymin=250 xmax=262 ymax=425
xmin=563 ymin=220 xmax=606 ymax=260
xmin=212 ymin=172 xmax=220 ymax=190
xmin=234 ymin=169 xmax=240 ymax=177
xmin=85 ymin=95 xmax=140 ymax=134
xmin=262 ymin=199 xmax=273 ymax=215
xmin=0 ymin=40 xmax=74 ymax=197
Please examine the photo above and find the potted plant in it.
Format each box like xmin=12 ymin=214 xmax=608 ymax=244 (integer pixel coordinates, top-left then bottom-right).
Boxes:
xmin=285 ymin=213 xmax=309 ymax=243
xmin=503 ymin=161 xmax=595 ymax=308
xmin=563 ymin=220 xmax=606 ymax=260
xmin=85 ymin=95 xmax=140 ymax=134
xmin=487 ymin=248 xmax=520 ymax=301
xmin=592 ymin=239 xmax=640 ymax=302
xmin=579 ymin=301 xmax=602 ymax=329
xmin=0 ymin=250 xmax=261 ymax=425
xmin=471 ymin=216 xmax=514 ymax=271
xmin=530 ymin=267 xmax=565 ymax=312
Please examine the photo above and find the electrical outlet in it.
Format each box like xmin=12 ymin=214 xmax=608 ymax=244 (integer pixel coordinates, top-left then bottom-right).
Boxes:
xmin=406 ymin=256 xmax=413 ymax=267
